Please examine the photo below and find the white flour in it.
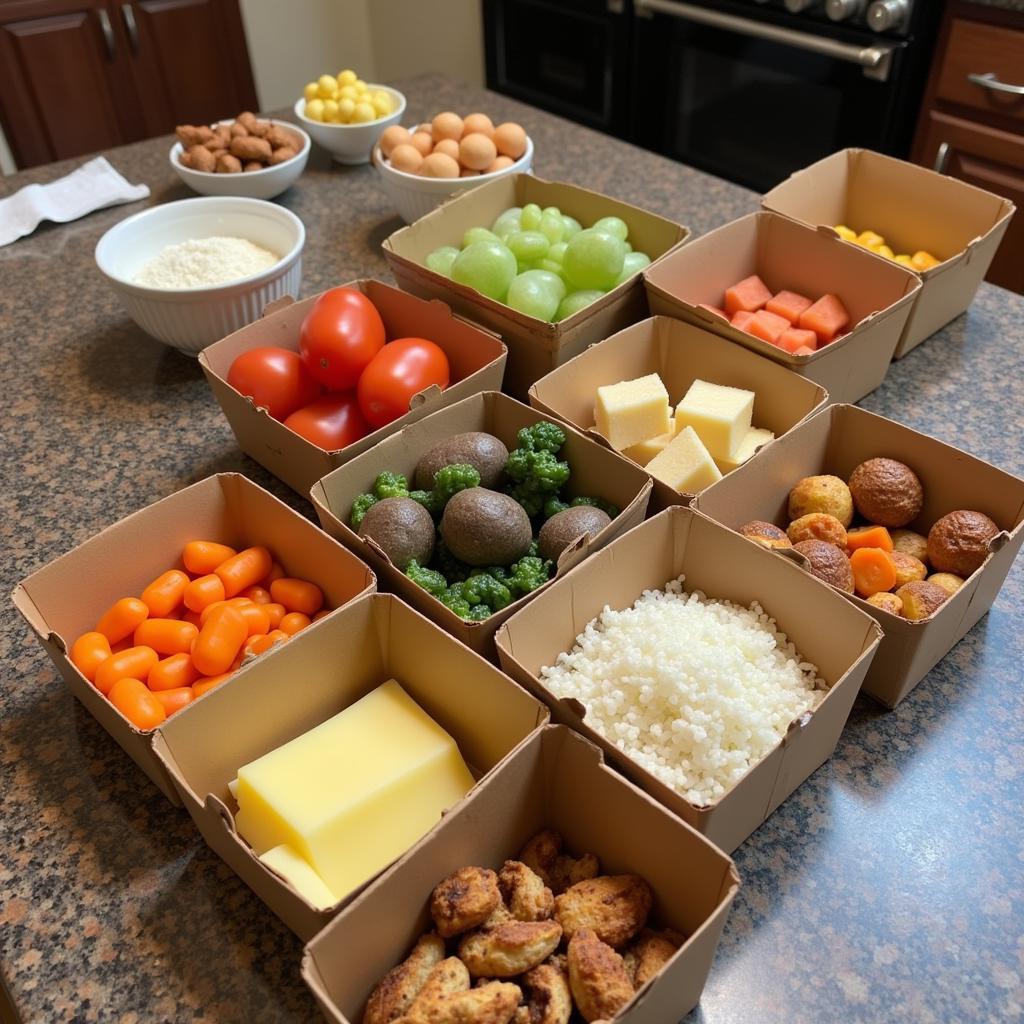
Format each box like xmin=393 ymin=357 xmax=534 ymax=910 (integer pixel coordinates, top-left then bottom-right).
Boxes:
xmin=133 ymin=236 xmax=279 ymax=289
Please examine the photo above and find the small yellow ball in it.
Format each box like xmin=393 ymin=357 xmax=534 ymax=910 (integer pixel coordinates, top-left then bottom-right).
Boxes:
xmin=372 ymin=92 xmax=392 ymax=116
xmin=303 ymin=82 xmax=318 ymax=102
xmin=317 ymin=74 xmax=337 ymax=99
xmin=354 ymin=79 xmax=368 ymax=94
xmin=337 ymin=97 xmax=356 ymax=123
xmin=339 ymin=84 xmax=357 ymax=101
xmin=323 ymin=99 xmax=340 ymax=123
xmin=352 ymin=101 xmax=376 ymax=123
xmin=337 ymin=69 xmax=357 ymax=86
xmin=305 ymin=98 xmax=325 ymax=121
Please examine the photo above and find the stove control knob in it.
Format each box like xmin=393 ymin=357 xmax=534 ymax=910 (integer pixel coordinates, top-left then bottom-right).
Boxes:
xmin=826 ymin=0 xmax=864 ymax=20
xmin=868 ymin=0 xmax=909 ymax=31
xmin=784 ymin=0 xmax=819 ymax=11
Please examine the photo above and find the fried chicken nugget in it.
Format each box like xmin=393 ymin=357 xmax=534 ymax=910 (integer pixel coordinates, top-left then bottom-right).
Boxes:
xmin=567 ymin=928 xmax=634 ymax=1023
xmin=430 ymin=866 xmax=502 ymax=938
xmin=518 ymin=830 xmax=600 ymax=895
xmin=401 ymin=958 xmax=470 ymax=1022
xmin=364 ymin=932 xmax=445 ymax=1024
xmin=395 ymin=982 xmax=522 ymax=1024
xmin=622 ymin=928 xmax=683 ymax=988
xmin=515 ymin=963 xmax=572 ymax=1024
xmin=499 ymin=860 xmax=555 ymax=922
xmin=458 ymin=920 xmax=562 ymax=978
xmin=555 ymin=875 xmax=652 ymax=949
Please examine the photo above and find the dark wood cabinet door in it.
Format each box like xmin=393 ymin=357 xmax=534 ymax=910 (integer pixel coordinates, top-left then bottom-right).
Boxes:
xmin=917 ymin=111 xmax=1024 ymax=295
xmin=124 ymin=0 xmax=257 ymax=135
xmin=0 ymin=0 xmax=130 ymax=167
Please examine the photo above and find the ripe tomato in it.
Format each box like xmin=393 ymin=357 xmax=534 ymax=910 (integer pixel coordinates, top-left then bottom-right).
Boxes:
xmin=284 ymin=393 xmax=369 ymax=451
xmin=226 ymin=347 xmax=321 ymax=421
xmin=299 ymin=287 xmax=385 ymax=390
xmin=356 ymin=338 xmax=450 ymax=429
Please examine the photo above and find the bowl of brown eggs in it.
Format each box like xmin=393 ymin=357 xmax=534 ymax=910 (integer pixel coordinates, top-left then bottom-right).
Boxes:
xmin=372 ymin=111 xmax=533 ymax=224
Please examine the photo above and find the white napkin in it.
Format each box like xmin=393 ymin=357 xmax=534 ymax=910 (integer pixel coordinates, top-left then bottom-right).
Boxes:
xmin=0 ymin=156 xmax=150 ymax=247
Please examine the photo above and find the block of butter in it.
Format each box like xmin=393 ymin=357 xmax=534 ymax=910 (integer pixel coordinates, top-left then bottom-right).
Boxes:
xmin=234 ymin=679 xmax=474 ymax=905
xmin=594 ymin=374 xmax=671 ymax=451
xmin=714 ymin=426 xmax=775 ymax=475
xmin=646 ymin=425 xmax=723 ymax=494
xmin=674 ymin=380 xmax=754 ymax=461
xmin=622 ymin=421 xmax=677 ymax=467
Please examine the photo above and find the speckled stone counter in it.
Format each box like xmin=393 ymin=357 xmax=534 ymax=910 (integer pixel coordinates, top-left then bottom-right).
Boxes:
xmin=2 ymin=72 xmax=1022 ymax=1024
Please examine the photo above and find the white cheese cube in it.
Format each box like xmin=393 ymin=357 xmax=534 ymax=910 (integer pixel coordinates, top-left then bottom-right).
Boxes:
xmin=646 ymin=426 xmax=723 ymax=494
xmin=674 ymin=379 xmax=755 ymax=460
xmin=594 ymin=374 xmax=671 ymax=451
xmin=622 ymin=422 xmax=677 ymax=466
xmin=714 ymin=426 xmax=775 ymax=474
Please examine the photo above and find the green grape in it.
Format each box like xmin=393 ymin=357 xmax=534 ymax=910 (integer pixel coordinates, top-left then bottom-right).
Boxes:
xmin=521 ymin=203 xmax=543 ymax=231
xmin=451 ymin=239 xmax=517 ymax=301
xmin=556 ymin=289 xmax=604 ymax=320
xmin=562 ymin=229 xmax=626 ymax=290
xmin=561 ymin=215 xmax=583 ymax=239
xmin=537 ymin=258 xmax=563 ymax=275
xmin=623 ymin=240 xmax=633 ymax=253
xmin=614 ymin=251 xmax=652 ymax=287
xmin=542 ymin=205 xmax=562 ymax=218
xmin=506 ymin=269 xmax=565 ymax=321
xmin=540 ymin=209 xmax=565 ymax=244
xmin=546 ymin=242 xmax=568 ymax=265
xmin=426 ymin=245 xmax=460 ymax=278
xmin=592 ymin=215 xmax=629 ymax=241
xmin=491 ymin=206 xmax=523 ymax=239
xmin=507 ymin=230 xmax=550 ymax=261
xmin=464 ymin=226 xmax=501 ymax=248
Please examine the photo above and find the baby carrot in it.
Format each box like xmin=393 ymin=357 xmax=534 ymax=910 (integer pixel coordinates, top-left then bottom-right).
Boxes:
xmin=152 ymin=686 xmax=194 ymax=716
xmin=192 ymin=673 xmax=232 ymax=698
xmin=216 ymin=546 xmax=273 ymax=598
xmin=134 ymin=618 xmax=198 ymax=656
xmin=148 ymin=653 xmax=200 ymax=691
xmin=182 ymin=541 xmax=237 ymax=576
xmin=270 ymin=578 xmax=324 ymax=616
xmin=94 ymin=646 xmax=158 ymax=695
xmin=95 ymin=597 xmax=149 ymax=644
xmin=850 ymin=547 xmax=897 ymax=598
xmin=70 ymin=632 xmax=112 ymax=683
xmin=140 ymin=570 xmax=189 ymax=617
xmin=183 ymin=573 xmax=226 ymax=613
xmin=109 ymin=677 xmax=166 ymax=730
xmin=191 ymin=605 xmax=247 ymax=676
xmin=279 ymin=612 xmax=311 ymax=636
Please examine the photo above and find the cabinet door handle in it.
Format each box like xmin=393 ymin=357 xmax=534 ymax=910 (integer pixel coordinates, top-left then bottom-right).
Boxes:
xmin=122 ymin=3 xmax=140 ymax=54
xmin=967 ymin=72 xmax=1024 ymax=96
xmin=933 ymin=141 xmax=950 ymax=174
xmin=96 ymin=8 xmax=116 ymax=60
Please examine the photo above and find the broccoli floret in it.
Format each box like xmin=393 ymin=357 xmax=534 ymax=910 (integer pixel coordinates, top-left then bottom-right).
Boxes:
xmin=463 ymin=572 xmax=512 ymax=613
xmin=517 ymin=421 xmax=566 ymax=455
xmin=373 ymin=471 xmax=409 ymax=500
xmin=349 ymin=493 xmax=378 ymax=529
xmin=527 ymin=540 xmax=540 ymax=558
xmin=439 ymin=581 xmax=471 ymax=618
xmin=405 ymin=560 xmax=448 ymax=598
xmin=433 ymin=463 xmax=480 ymax=505
xmin=507 ymin=555 xmax=553 ymax=597
xmin=544 ymin=496 xmax=570 ymax=518
xmin=408 ymin=489 xmax=443 ymax=516
xmin=467 ymin=604 xmax=492 ymax=621
xmin=505 ymin=450 xmax=571 ymax=517
xmin=570 ymin=495 xmax=620 ymax=519
xmin=434 ymin=540 xmax=472 ymax=583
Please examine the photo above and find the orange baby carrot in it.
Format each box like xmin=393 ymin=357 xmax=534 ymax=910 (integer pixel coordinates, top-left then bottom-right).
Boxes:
xmin=95 ymin=597 xmax=149 ymax=645
xmin=182 ymin=541 xmax=237 ymax=576
xmin=270 ymin=578 xmax=324 ymax=616
xmin=152 ymin=686 xmax=194 ymax=716
xmin=140 ymin=570 xmax=189 ymax=617
xmin=183 ymin=573 xmax=226 ymax=613
xmin=134 ymin=618 xmax=199 ymax=656
xmin=850 ymin=547 xmax=897 ymax=598
xmin=216 ymin=546 xmax=273 ymax=598
xmin=70 ymin=632 xmax=112 ymax=683
xmin=94 ymin=646 xmax=159 ymax=695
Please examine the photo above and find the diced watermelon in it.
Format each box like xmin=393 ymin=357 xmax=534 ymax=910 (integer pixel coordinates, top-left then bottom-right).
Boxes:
xmin=765 ymin=290 xmax=813 ymax=324
xmin=799 ymin=294 xmax=850 ymax=343
xmin=698 ymin=303 xmax=729 ymax=322
xmin=747 ymin=309 xmax=790 ymax=345
xmin=724 ymin=275 xmax=772 ymax=315
xmin=778 ymin=327 xmax=818 ymax=354
xmin=731 ymin=310 xmax=757 ymax=333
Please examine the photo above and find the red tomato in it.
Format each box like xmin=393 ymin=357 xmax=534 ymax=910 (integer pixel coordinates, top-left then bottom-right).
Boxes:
xmin=357 ymin=337 xmax=451 ymax=429
xmin=284 ymin=393 xmax=369 ymax=451
xmin=299 ymin=287 xmax=385 ymax=390
xmin=226 ymin=347 xmax=321 ymax=421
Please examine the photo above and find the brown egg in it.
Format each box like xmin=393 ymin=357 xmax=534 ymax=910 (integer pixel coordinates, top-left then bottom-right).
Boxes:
xmin=459 ymin=132 xmax=498 ymax=171
xmin=493 ymin=121 xmax=527 ymax=159
xmin=485 ymin=155 xmax=514 ymax=174
xmin=462 ymin=112 xmax=495 ymax=138
xmin=431 ymin=111 xmax=464 ymax=142
xmin=389 ymin=143 xmax=424 ymax=174
xmin=420 ymin=152 xmax=460 ymax=178
xmin=379 ymin=125 xmax=411 ymax=158
xmin=432 ymin=138 xmax=460 ymax=161
xmin=410 ymin=131 xmax=433 ymax=157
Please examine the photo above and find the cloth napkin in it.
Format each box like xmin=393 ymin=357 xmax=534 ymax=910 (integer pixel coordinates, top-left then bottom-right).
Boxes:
xmin=0 ymin=156 xmax=150 ymax=247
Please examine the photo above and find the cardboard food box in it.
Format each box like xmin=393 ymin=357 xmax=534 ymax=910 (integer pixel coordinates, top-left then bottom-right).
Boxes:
xmin=302 ymin=725 xmax=739 ymax=1024
xmin=762 ymin=148 xmax=1016 ymax=359
xmin=151 ymin=593 xmax=549 ymax=939
xmin=11 ymin=474 xmax=375 ymax=803
xmin=494 ymin=507 xmax=882 ymax=854
xmin=529 ymin=315 xmax=829 ymax=513
xmin=695 ymin=403 xmax=1024 ymax=708
xmin=311 ymin=390 xmax=653 ymax=659
xmin=382 ymin=174 xmax=690 ymax=400
xmin=200 ymin=279 xmax=507 ymax=497
xmin=642 ymin=210 xmax=920 ymax=405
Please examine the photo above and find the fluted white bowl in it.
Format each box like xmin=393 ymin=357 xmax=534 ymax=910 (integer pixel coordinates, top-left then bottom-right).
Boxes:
xmin=293 ymin=85 xmax=406 ymax=165
xmin=95 ymin=196 xmax=304 ymax=356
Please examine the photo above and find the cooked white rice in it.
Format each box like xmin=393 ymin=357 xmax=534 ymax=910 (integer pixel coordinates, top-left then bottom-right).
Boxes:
xmin=540 ymin=575 xmax=826 ymax=805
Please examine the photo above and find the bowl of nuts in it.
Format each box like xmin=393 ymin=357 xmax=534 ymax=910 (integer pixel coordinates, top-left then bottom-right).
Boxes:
xmin=170 ymin=112 xmax=310 ymax=201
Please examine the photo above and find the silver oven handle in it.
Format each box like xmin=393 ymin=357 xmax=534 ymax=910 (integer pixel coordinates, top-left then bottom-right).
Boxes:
xmin=967 ymin=72 xmax=1024 ymax=96
xmin=635 ymin=0 xmax=897 ymax=81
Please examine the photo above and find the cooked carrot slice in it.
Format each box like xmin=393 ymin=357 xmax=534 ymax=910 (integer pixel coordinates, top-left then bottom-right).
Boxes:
xmin=850 ymin=547 xmax=897 ymax=597
xmin=847 ymin=526 xmax=894 ymax=552
xmin=765 ymin=290 xmax=813 ymax=324
xmin=724 ymin=274 xmax=772 ymax=315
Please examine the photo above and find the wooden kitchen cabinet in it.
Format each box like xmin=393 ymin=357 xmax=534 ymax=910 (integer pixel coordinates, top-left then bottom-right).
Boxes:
xmin=912 ymin=2 xmax=1024 ymax=294
xmin=0 ymin=0 xmax=256 ymax=169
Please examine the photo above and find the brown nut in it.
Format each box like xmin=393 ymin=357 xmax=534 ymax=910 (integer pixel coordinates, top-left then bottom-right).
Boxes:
xmin=788 ymin=475 xmax=854 ymax=528
xmin=518 ymin=830 xmax=600 ymax=896
xmin=555 ymin=875 xmax=651 ymax=949
xmin=896 ymin=579 xmax=949 ymax=620
xmin=270 ymin=146 xmax=297 ymax=165
xmin=739 ymin=520 xmax=792 ymax=551
xmin=927 ymin=510 xmax=1000 ymax=577
xmin=243 ymin=160 xmax=264 ymax=172
xmin=848 ymin=458 xmax=924 ymax=529
xmin=229 ymin=122 xmax=249 ymax=138
xmin=866 ymin=592 xmax=903 ymax=616
xmin=787 ymin=512 xmax=848 ymax=548
xmin=498 ymin=860 xmax=554 ymax=922
xmin=216 ymin=153 xmax=243 ymax=174
xmin=889 ymin=550 xmax=927 ymax=587
xmin=567 ymin=929 xmax=634 ymax=1023
xmin=266 ymin=124 xmax=296 ymax=149
xmin=213 ymin=124 xmax=232 ymax=146
xmin=622 ymin=928 xmax=682 ymax=989
xmin=364 ymin=932 xmax=446 ymax=1024
xmin=249 ymin=119 xmax=272 ymax=137
xmin=458 ymin=921 xmax=562 ymax=978
xmin=178 ymin=149 xmax=194 ymax=168
xmin=928 ymin=572 xmax=965 ymax=598
xmin=236 ymin=110 xmax=258 ymax=129
xmin=175 ymin=124 xmax=204 ymax=147
xmin=891 ymin=529 xmax=929 ymax=564
xmin=188 ymin=144 xmax=216 ymax=173
xmin=230 ymin=135 xmax=273 ymax=161
xmin=431 ymin=867 xmax=502 ymax=938
xmin=793 ymin=539 xmax=854 ymax=593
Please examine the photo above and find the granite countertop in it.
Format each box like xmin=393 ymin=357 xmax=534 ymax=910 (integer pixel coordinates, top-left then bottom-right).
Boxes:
xmin=2 ymin=72 xmax=1022 ymax=1024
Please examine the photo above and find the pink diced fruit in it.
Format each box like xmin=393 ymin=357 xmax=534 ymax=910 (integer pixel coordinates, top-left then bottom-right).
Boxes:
xmin=778 ymin=328 xmax=818 ymax=354
xmin=724 ymin=275 xmax=772 ymax=315
xmin=731 ymin=310 xmax=757 ymax=333
xmin=748 ymin=309 xmax=790 ymax=345
xmin=799 ymin=293 xmax=850 ymax=344
xmin=765 ymin=290 xmax=813 ymax=323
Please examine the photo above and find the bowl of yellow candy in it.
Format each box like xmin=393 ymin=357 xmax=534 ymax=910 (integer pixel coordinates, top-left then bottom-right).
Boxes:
xmin=834 ymin=225 xmax=941 ymax=272
xmin=294 ymin=68 xmax=405 ymax=165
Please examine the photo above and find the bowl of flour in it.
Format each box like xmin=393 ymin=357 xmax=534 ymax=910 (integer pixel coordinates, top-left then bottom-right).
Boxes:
xmin=95 ymin=196 xmax=304 ymax=355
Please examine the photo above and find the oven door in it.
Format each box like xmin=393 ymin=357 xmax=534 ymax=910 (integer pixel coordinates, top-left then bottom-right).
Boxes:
xmin=630 ymin=0 xmax=908 ymax=191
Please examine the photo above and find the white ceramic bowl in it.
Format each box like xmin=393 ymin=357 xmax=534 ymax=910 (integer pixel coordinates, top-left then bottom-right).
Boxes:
xmin=372 ymin=134 xmax=534 ymax=224
xmin=293 ymin=85 xmax=406 ymax=165
xmin=169 ymin=120 xmax=310 ymax=200
xmin=95 ymin=196 xmax=304 ymax=356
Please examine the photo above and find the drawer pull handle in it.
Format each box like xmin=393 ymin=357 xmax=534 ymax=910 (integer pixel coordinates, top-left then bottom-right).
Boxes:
xmin=96 ymin=8 xmax=116 ymax=60
xmin=967 ymin=72 xmax=1024 ymax=97
xmin=933 ymin=141 xmax=950 ymax=174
